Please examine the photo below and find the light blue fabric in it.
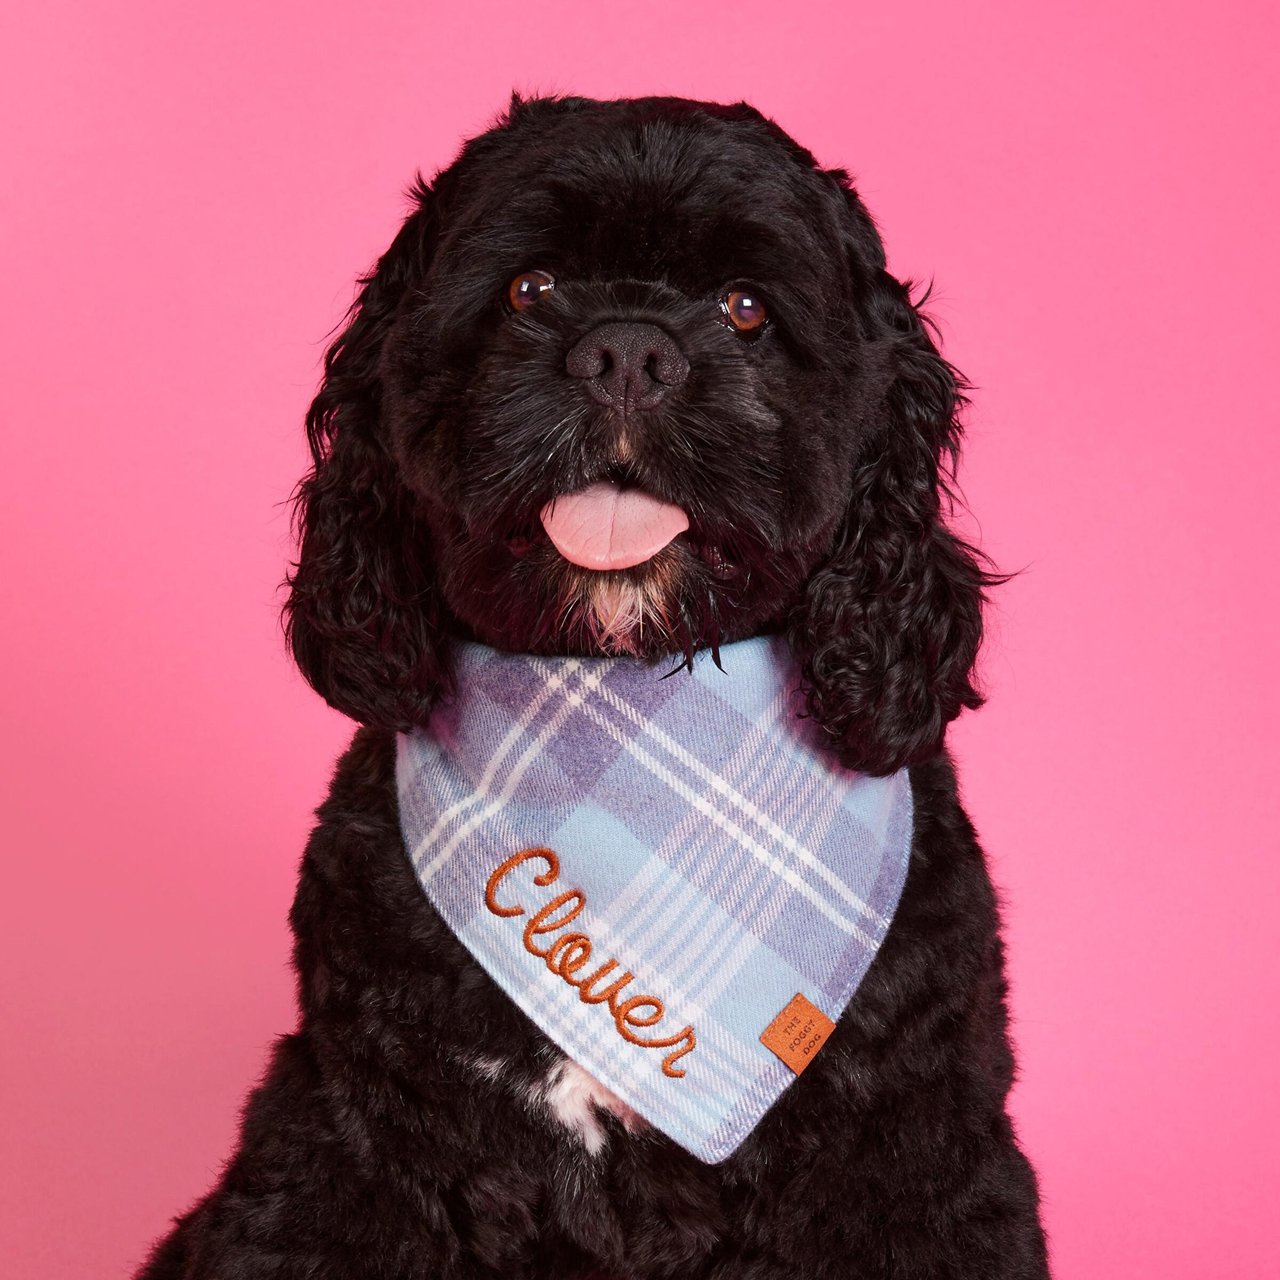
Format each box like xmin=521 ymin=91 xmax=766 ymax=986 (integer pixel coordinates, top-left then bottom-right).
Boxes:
xmin=396 ymin=636 xmax=913 ymax=1163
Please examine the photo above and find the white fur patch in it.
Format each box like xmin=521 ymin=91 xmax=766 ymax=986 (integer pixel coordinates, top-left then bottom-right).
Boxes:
xmin=586 ymin=571 xmax=674 ymax=654
xmin=539 ymin=1058 xmax=644 ymax=1154
xmin=468 ymin=1054 xmax=507 ymax=1081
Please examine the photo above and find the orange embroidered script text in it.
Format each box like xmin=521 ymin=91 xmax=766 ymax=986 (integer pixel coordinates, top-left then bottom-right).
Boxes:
xmin=484 ymin=848 xmax=697 ymax=1078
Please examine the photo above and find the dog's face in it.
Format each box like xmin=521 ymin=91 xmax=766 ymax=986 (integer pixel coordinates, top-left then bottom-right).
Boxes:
xmin=379 ymin=99 xmax=875 ymax=659
xmin=287 ymin=96 xmax=991 ymax=775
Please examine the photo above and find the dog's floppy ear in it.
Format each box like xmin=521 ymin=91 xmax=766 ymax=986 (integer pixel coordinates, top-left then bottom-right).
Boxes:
xmin=284 ymin=183 xmax=451 ymax=729
xmin=788 ymin=175 xmax=997 ymax=776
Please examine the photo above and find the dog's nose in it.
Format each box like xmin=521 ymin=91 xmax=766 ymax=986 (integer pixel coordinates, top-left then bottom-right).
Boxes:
xmin=565 ymin=322 xmax=689 ymax=412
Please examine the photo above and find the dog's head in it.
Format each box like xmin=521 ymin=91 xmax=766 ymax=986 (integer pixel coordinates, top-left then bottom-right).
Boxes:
xmin=285 ymin=95 xmax=993 ymax=774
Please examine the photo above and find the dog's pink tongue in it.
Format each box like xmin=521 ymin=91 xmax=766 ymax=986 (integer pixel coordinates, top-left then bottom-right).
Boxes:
xmin=539 ymin=482 xmax=690 ymax=571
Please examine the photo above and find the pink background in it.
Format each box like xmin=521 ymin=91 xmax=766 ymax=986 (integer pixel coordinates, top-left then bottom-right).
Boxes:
xmin=3 ymin=1 xmax=1277 ymax=1275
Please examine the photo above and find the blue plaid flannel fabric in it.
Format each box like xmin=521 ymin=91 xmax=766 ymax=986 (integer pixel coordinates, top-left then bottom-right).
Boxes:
xmin=396 ymin=635 xmax=913 ymax=1163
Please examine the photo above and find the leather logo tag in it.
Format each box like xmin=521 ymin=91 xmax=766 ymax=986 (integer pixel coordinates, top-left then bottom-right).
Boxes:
xmin=760 ymin=993 xmax=835 ymax=1075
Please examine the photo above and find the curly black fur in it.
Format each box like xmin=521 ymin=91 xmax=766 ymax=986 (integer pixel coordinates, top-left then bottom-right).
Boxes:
xmin=140 ymin=94 xmax=1046 ymax=1279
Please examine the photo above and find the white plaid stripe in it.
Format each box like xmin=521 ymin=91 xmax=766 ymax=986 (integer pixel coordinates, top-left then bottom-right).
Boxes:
xmin=413 ymin=663 xmax=608 ymax=880
xmin=408 ymin=659 xmax=577 ymax=860
xmin=559 ymin=686 xmax=875 ymax=940
xmin=582 ymin=668 xmax=889 ymax=928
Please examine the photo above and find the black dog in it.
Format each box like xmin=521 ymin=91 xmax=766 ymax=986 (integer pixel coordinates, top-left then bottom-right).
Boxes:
xmin=139 ymin=94 xmax=1048 ymax=1279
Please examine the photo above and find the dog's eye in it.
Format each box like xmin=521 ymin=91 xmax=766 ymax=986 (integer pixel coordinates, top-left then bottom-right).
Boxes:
xmin=720 ymin=290 xmax=768 ymax=333
xmin=508 ymin=270 xmax=556 ymax=311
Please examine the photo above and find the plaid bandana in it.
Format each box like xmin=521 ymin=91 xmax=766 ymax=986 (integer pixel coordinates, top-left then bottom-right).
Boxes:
xmin=396 ymin=636 xmax=913 ymax=1163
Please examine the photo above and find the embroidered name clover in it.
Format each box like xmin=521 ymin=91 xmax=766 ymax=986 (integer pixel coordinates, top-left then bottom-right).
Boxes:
xmin=396 ymin=637 xmax=913 ymax=1163
xmin=484 ymin=847 xmax=697 ymax=1076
